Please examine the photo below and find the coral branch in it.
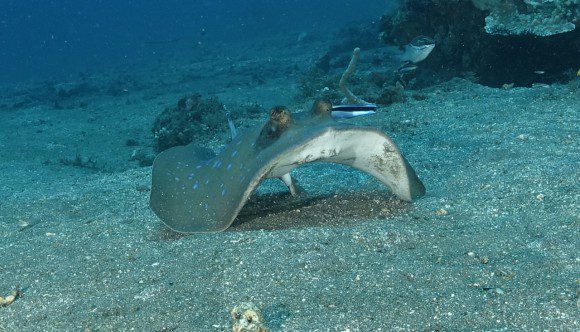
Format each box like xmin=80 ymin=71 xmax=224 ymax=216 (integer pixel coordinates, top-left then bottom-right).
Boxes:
xmin=339 ymin=47 xmax=369 ymax=105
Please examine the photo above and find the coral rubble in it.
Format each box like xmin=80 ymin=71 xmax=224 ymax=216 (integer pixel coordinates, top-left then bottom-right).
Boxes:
xmin=472 ymin=0 xmax=578 ymax=36
xmin=152 ymin=93 xmax=227 ymax=152
xmin=379 ymin=0 xmax=580 ymax=87
xmin=231 ymin=302 xmax=268 ymax=332
xmin=0 ymin=289 xmax=20 ymax=307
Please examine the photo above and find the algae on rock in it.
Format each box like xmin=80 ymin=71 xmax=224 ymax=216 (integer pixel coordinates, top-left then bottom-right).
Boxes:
xmin=472 ymin=0 xmax=578 ymax=36
xmin=152 ymin=93 xmax=227 ymax=152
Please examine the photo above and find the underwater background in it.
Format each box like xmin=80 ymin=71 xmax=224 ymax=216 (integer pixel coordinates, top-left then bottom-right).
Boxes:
xmin=0 ymin=0 xmax=389 ymax=82
xmin=0 ymin=0 xmax=578 ymax=331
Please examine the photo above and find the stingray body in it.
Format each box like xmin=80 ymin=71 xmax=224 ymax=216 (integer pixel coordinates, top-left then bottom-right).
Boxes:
xmin=150 ymin=100 xmax=425 ymax=233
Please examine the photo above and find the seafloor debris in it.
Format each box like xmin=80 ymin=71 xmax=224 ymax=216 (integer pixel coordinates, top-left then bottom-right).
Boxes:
xmin=152 ymin=93 xmax=227 ymax=152
xmin=376 ymin=82 xmax=406 ymax=105
xmin=59 ymin=154 xmax=103 ymax=171
xmin=0 ymin=289 xmax=20 ymax=307
xmin=230 ymin=302 xmax=268 ymax=332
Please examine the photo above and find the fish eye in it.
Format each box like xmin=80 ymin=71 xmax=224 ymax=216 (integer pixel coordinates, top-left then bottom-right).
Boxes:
xmin=411 ymin=36 xmax=435 ymax=47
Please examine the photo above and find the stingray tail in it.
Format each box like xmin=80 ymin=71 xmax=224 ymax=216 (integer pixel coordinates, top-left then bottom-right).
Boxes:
xmin=225 ymin=109 xmax=238 ymax=139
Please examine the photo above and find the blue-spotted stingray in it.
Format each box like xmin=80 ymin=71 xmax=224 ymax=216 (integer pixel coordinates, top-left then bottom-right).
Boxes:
xmin=150 ymin=100 xmax=425 ymax=233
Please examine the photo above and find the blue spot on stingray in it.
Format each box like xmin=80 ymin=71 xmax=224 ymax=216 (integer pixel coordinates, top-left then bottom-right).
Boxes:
xmin=205 ymin=179 xmax=210 ymax=185
xmin=220 ymin=183 xmax=224 ymax=188
xmin=231 ymin=150 xmax=238 ymax=157
xmin=196 ymin=164 xmax=203 ymax=169
xmin=203 ymin=202 xmax=208 ymax=210
xmin=187 ymin=173 xmax=194 ymax=180
xmin=221 ymin=189 xmax=226 ymax=197
xmin=227 ymin=163 xmax=232 ymax=170
xmin=174 ymin=177 xmax=180 ymax=181
xmin=239 ymin=175 xmax=245 ymax=183
xmin=213 ymin=160 xmax=222 ymax=169
xmin=193 ymin=181 xmax=199 ymax=190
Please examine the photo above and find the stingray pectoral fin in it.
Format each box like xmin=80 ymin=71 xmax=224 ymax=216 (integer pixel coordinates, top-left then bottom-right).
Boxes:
xmin=323 ymin=128 xmax=425 ymax=201
xmin=149 ymin=143 xmax=240 ymax=233
xmin=150 ymin=133 xmax=278 ymax=233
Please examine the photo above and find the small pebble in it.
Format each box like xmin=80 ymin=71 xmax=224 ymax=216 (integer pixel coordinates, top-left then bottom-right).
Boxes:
xmin=0 ymin=290 xmax=19 ymax=307
xmin=502 ymin=83 xmax=514 ymax=90
xmin=532 ymin=83 xmax=550 ymax=88
xmin=536 ymin=193 xmax=545 ymax=201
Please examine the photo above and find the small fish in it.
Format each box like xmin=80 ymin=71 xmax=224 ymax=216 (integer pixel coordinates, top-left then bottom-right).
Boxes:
xmin=331 ymin=110 xmax=376 ymax=119
xmin=397 ymin=61 xmax=418 ymax=75
xmin=534 ymin=70 xmax=545 ymax=75
xmin=397 ymin=36 xmax=435 ymax=63
xmin=331 ymin=104 xmax=377 ymax=119
xmin=331 ymin=104 xmax=377 ymax=112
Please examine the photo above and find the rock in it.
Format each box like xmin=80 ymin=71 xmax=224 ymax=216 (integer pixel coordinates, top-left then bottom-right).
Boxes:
xmin=231 ymin=302 xmax=268 ymax=332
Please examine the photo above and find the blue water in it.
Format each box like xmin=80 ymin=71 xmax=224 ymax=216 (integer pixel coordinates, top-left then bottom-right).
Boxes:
xmin=1 ymin=0 xmax=392 ymax=82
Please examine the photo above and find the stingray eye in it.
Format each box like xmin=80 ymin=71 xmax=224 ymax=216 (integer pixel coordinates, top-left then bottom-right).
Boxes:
xmin=256 ymin=106 xmax=293 ymax=147
xmin=267 ymin=106 xmax=292 ymax=134
xmin=269 ymin=106 xmax=291 ymax=126
xmin=311 ymin=99 xmax=332 ymax=116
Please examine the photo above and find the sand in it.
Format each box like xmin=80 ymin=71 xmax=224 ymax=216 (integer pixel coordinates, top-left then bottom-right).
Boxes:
xmin=0 ymin=37 xmax=578 ymax=331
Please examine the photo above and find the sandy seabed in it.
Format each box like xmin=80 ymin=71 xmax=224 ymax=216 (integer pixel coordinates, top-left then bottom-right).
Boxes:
xmin=0 ymin=39 xmax=578 ymax=331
